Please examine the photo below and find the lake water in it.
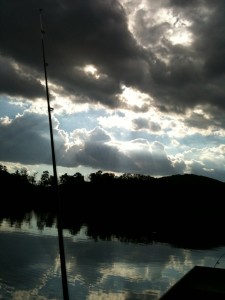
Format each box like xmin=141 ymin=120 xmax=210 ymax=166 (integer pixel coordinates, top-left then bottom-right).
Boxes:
xmin=0 ymin=212 xmax=225 ymax=300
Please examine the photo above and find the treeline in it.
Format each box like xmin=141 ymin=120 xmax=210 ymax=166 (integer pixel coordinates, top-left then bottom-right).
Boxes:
xmin=0 ymin=165 xmax=158 ymax=186
xmin=1 ymin=164 xmax=225 ymax=247
xmin=1 ymin=164 xmax=224 ymax=186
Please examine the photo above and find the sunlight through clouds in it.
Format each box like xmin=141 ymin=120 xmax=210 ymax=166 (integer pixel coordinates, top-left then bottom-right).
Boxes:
xmin=155 ymin=8 xmax=193 ymax=46
xmin=120 ymin=85 xmax=150 ymax=108
xmin=98 ymin=113 xmax=132 ymax=129
xmin=168 ymin=28 xmax=193 ymax=46
xmin=0 ymin=115 xmax=12 ymax=125
xmin=84 ymin=65 xmax=100 ymax=79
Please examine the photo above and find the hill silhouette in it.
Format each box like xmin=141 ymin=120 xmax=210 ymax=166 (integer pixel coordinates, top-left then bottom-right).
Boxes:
xmin=157 ymin=173 xmax=224 ymax=184
xmin=0 ymin=165 xmax=225 ymax=247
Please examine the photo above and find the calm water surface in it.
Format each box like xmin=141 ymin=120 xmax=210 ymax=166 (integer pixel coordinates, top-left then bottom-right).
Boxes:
xmin=0 ymin=213 xmax=225 ymax=300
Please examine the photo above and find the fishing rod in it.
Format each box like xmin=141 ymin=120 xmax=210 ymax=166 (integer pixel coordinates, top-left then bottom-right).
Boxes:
xmin=39 ymin=9 xmax=70 ymax=300
xmin=214 ymin=251 xmax=225 ymax=268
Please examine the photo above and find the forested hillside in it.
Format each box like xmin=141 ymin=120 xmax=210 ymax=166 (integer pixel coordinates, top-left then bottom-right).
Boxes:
xmin=1 ymin=165 xmax=224 ymax=247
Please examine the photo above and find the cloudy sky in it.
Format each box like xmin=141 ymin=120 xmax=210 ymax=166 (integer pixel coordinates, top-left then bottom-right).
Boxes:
xmin=0 ymin=0 xmax=225 ymax=181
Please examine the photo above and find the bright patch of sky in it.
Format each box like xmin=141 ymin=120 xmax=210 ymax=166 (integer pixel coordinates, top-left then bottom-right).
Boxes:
xmin=56 ymin=108 xmax=105 ymax=132
xmin=0 ymin=97 xmax=29 ymax=118
xmin=83 ymin=64 xmax=100 ymax=79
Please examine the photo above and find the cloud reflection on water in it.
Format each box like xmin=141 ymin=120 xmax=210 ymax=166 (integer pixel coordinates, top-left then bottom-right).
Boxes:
xmin=0 ymin=217 xmax=225 ymax=299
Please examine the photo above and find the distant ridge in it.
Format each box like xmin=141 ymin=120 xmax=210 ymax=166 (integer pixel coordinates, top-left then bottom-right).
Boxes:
xmin=157 ymin=173 xmax=224 ymax=184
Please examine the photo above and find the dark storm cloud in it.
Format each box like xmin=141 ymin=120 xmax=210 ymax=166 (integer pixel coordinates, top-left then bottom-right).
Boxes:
xmin=133 ymin=118 xmax=161 ymax=131
xmin=0 ymin=112 xmax=63 ymax=165
xmin=170 ymin=0 xmax=196 ymax=7
xmin=169 ymin=0 xmax=225 ymax=111
xmin=0 ymin=55 xmax=45 ymax=99
xmin=0 ymin=110 xmax=184 ymax=176
xmin=1 ymin=0 xmax=225 ymax=115
xmin=132 ymin=0 xmax=225 ymax=113
xmin=72 ymin=140 xmax=183 ymax=176
xmin=133 ymin=118 xmax=149 ymax=130
xmin=189 ymin=159 xmax=225 ymax=182
xmin=125 ymin=140 xmax=184 ymax=175
xmin=76 ymin=141 xmax=136 ymax=172
xmin=185 ymin=112 xmax=220 ymax=129
xmin=0 ymin=0 xmax=142 ymax=107
xmin=62 ymin=127 xmax=137 ymax=172
xmin=62 ymin=129 xmax=182 ymax=176
xmin=59 ymin=66 xmax=121 ymax=108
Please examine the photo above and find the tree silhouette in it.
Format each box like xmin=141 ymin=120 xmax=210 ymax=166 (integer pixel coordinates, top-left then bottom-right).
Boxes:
xmin=39 ymin=170 xmax=54 ymax=187
xmin=60 ymin=172 xmax=84 ymax=185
